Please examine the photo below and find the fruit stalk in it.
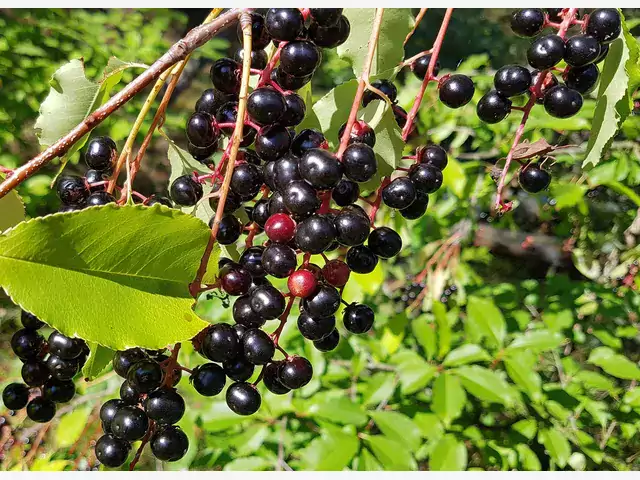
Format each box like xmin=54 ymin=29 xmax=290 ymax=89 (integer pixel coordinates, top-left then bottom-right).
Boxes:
xmin=0 ymin=8 xmax=243 ymax=200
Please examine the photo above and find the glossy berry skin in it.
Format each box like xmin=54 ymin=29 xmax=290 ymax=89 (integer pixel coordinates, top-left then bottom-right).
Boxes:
xmin=226 ymin=382 xmax=261 ymax=415
xmin=382 ymin=177 xmax=417 ymax=209
xmin=268 ymin=191 xmax=289 ymax=216
xmin=279 ymin=356 xmax=313 ymax=389
xmin=216 ymin=102 xmax=257 ymax=146
xmin=85 ymin=137 xmax=116 ymax=171
xmin=48 ymin=355 xmax=80 ymax=381
xmin=247 ymin=88 xmax=286 ymax=126
xmin=120 ymin=380 xmax=141 ymax=405
xmin=86 ymin=191 xmax=116 ymax=206
xmin=170 ymin=175 xmax=203 ymax=207
xmin=283 ymin=181 xmax=320 ymax=216
xmin=299 ymin=149 xmax=343 ymax=189
xmin=346 ymin=245 xmax=379 ymax=274
xmin=292 ymin=129 xmax=327 ymax=157
xmin=250 ymin=285 xmax=286 ymax=320
xmin=234 ymin=48 xmax=268 ymax=70
xmin=302 ymin=285 xmax=341 ymax=318
xmin=263 ymin=362 xmax=291 ymax=395
xmin=57 ymin=175 xmax=89 ymax=206
xmin=2 ymin=383 xmax=29 ymax=410
xmin=494 ymin=65 xmax=532 ymax=97
xmin=368 ymin=227 xmax=402 ymax=259
xmin=233 ymin=295 xmax=266 ymax=328
xmin=21 ymin=361 xmax=50 ymax=386
xmin=95 ymin=434 xmax=131 ymax=468
xmin=297 ymin=312 xmax=335 ymax=341
xmin=288 ymin=270 xmax=318 ymax=298
xmin=510 ymin=9 xmax=545 ymax=37
xmin=281 ymin=93 xmax=306 ymax=127
xmin=240 ymin=246 xmax=266 ymax=278
xmin=309 ymin=16 xmax=350 ymax=48
xmin=238 ymin=12 xmax=271 ymax=50
xmin=231 ymin=162 xmax=263 ymax=201
xmin=151 ymin=426 xmax=189 ymax=462
xmin=42 ymin=379 xmax=75 ymax=403
xmin=252 ymin=200 xmax=271 ymax=228
xmin=111 ymin=406 xmax=149 ymax=441
xmin=565 ymin=64 xmax=599 ymax=94
xmin=211 ymin=190 xmax=241 ymax=215
xmin=21 ymin=311 xmax=44 ymax=330
xmin=543 ymin=86 xmax=583 ymax=118
xmin=127 ymin=360 xmax=164 ymax=394
xmin=220 ymin=264 xmax=252 ymax=296
xmin=399 ymin=190 xmax=429 ymax=220
xmin=335 ymin=209 xmax=370 ymax=246
xmin=309 ymin=8 xmax=343 ymax=26
xmin=224 ymin=356 xmax=255 ymax=382
xmin=262 ymin=243 xmax=298 ymax=278
xmin=519 ymin=164 xmax=552 ymax=193
xmin=322 ymin=259 xmax=351 ymax=287
xmin=338 ymin=120 xmax=375 ymax=148
xmin=85 ymin=169 xmax=109 ymax=191
xmin=190 ymin=363 xmax=226 ymax=396
xmin=265 ymin=213 xmax=296 ymax=243
xmin=11 ymin=328 xmax=44 ymax=360
xmin=242 ymin=329 xmax=275 ymax=365
xmin=273 ymin=68 xmax=312 ymax=91
xmin=412 ymin=54 xmax=440 ymax=80
xmin=144 ymin=388 xmax=185 ymax=425
xmin=186 ymin=112 xmax=219 ymax=148
xmin=332 ymin=180 xmax=360 ymax=207
xmin=564 ymin=35 xmax=600 ymax=67
xmin=48 ymin=331 xmax=84 ymax=360
xmin=27 ymin=397 xmax=56 ymax=423
xmin=362 ymin=79 xmax=398 ymax=107
xmin=527 ymin=35 xmax=566 ymax=70
xmin=255 ymin=125 xmax=291 ymax=162
xmin=100 ymin=399 xmax=125 ymax=433
xmin=417 ymin=145 xmax=448 ymax=170
xmin=343 ymin=303 xmax=375 ymax=334
xmin=313 ymin=329 xmax=340 ymax=352
xmin=201 ymin=324 xmax=240 ymax=363
xmin=343 ymin=143 xmax=377 ymax=183
xmin=477 ymin=90 xmax=512 ymax=124
xmin=439 ymin=74 xmax=475 ymax=108
xmin=280 ymin=41 xmax=321 ymax=78
xmin=586 ymin=9 xmax=621 ymax=44
xmin=529 ymin=70 xmax=559 ymax=104
xmin=265 ymin=8 xmax=304 ymax=41
xmin=113 ymin=348 xmax=148 ymax=378
xmin=215 ymin=215 xmax=243 ymax=245
xmin=210 ymin=58 xmax=240 ymax=94
xmin=295 ymin=215 xmax=337 ymax=254
xmin=195 ymin=88 xmax=233 ymax=115
xmin=272 ymin=155 xmax=301 ymax=191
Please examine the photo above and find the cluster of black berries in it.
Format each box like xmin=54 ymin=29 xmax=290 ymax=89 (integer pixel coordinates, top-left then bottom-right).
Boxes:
xmin=2 ymin=311 xmax=86 ymax=423
xmin=56 ymin=136 xmax=173 ymax=211
xmin=95 ymin=349 xmax=188 ymax=468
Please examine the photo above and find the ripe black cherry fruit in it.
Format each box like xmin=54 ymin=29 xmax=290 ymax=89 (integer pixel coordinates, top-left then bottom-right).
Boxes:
xmin=2 ymin=383 xmax=30 ymax=410
xmin=494 ymin=65 xmax=532 ymax=97
xmin=439 ymin=74 xmax=475 ymax=109
xmin=295 ymin=215 xmax=337 ymax=254
xmin=95 ymin=434 xmax=131 ymax=468
xmin=281 ymin=93 xmax=306 ymax=127
xmin=111 ymin=405 xmax=149 ymax=441
xmin=201 ymin=323 xmax=240 ymax=362
xmin=343 ymin=143 xmax=377 ymax=183
xmin=85 ymin=136 xmax=116 ymax=171
xmin=150 ymin=425 xmax=189 ymax=462
xmin=265 ymin=8 xmax=304 ymax=42
xmin=335 ymin=208 xmax=370 ymax=246
xmin=226 ymin=382 xmax=261 ymax=415
xmin=215 ymin=214 xmax=243 ymax=245
xmin=279 ymin=356 xmax=313 ymax=389
xmin=279 ymin=41 xmax=321 ymax=78
xmin=302 ymin=285 xmax=341 ymax=318
xmin=346 ymin=245 xmax=379 ymax=274
xmin=255 ymin=125 xmax=291 ymax=162
xmin=309 ymin=15 xmax=350 ymax=49
xmin=368 ymin=227 xmax=402 ymax=258
xmin=413 ymin=53 xmax=441 ymax=80
xmin=527 ymin=35 xmax=565 ymax=70
xmin=343 ymin=303 xmax=375 ymax=334
xmin=564 ymin=35 xmax=600 ymax=67
xmin=11 ymin=328 xmax=44 ymax=360
xmin=242 ymin=329 xmax=275 ymax=365
xmin=250 ymin=285 xmax=286 ymax=320
xmin=476 ymin=90 xmax=512 ymax=124
xmin=57 ymin=175 xmax=89 ymax=206
xmin=100 ymin=398 xmax=124 ymax=433
xmin=510 ymin=9 xmax=545 ymax=37
xmin=283 ymin=181 xmax=320 ymax=216
xmin=263 ymin=362 xmax=291 ymax=395
xmin=42 ymin=378 xmax=75 ymax=403
xmin=231 ymin=162 xmax=263 ymax=201
xmin=239 ymin=12 xmax=271 ymax=50
xmin=382 ymin=177 xmax=417 ymax=210
xmin=313 ymin=329 xmax=340 ymax=352
xmin=220 ymin=263 xmax=252 ymax=296
xmin=297 ymin=312 xmax=336 ymax=341
xmin=210 ymin=58 xmax=240 ymax=94
xmin=186 ymin=112 xmax=219 ymax=148
xmin=362 ymin=79 xmax=398 ymax=107
xmin=586 ymin=9 xmax=621 ymax=44
xmin=417 ymin=145 xmax=448 ymax=170
xmin=48 ymin=331 xmax=84 ymax=360
xmin=309 ymin=8 xmax=343 ymax=27
xmin=127 ymin=360 xmax=164 ymax=394
xmin=27 ymin=397 xmax=56 ymax=423
xmin=21 ymin=361 xmax=50 ymax=386
xmin=332 ymin=179 xmax=360 ymax=207
xmin=144 ymin=388 xmax=186 ymax=425
xmin=288 ymin=269 xmax=318 ymax=298
xmin=338 ymin=120 xmax=375 ymax=148
xmin=565 ymin=64 xmax=599 ymax=94
xmin=543 ymin=85 xmax=583 ymax=118
xmin=234 ymin=48 xmax=268 ymax=70
xmin=292 ymin=129 xmax=327 ymax=157
xmin=190 ymin=363 xmax=226 ymax=396
xmin=224 ymin=356 xmax=255 ymax=382
xmin=262 ymin=243 xmax=297 ymax=278
xmin=113 ymin=348 xmax=148 ymax=378
xmin=519 ymin=164 xmax=551 ymax=193
xmin=170 ymin=175 xmax=203 ymax=207
xmin=247 ymin=87 xmax=286 ymax=126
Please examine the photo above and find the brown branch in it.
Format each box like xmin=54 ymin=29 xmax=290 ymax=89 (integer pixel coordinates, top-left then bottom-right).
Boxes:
xmin=0 ymin=8 xmax=242 ymax=200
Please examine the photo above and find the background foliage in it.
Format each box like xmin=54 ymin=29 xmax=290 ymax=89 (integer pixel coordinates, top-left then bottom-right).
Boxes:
xmin=1 ymin=8 xmax=640 ymax=471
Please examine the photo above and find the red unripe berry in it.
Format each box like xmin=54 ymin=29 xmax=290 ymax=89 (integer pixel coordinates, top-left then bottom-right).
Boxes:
xmin=264 ymin=213 xmax=296 ymax=243
xmin=301 ymin=263 xmax=323 ymax=280
xmin=220 ymin=263 xmax=252 ymax=296
xmin=287 ymin=270 xmax=318 ymax=298
xmin=322 ymin=259 xmax=351 ymax=287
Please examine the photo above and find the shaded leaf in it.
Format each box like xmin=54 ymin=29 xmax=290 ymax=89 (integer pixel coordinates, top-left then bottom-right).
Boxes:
xmin=306 ymin=397 xmax=368 ymax=426
xmin=223 ymin=457 xmax=271 ymax=471
xmin=55 ymin=406 xmax=91 ymax=449
xmin=430 ymin=434 xmax=468 ymax=471
xmin=506 ymin=330 xmax=564 ymax=353
xmin=81 ymin=342 xmax=114 ymax=381
xmin=538 ymin=427 xmax=571 ymax=468
xmin=297 ymin=426 xmax=358 ymax=470
xmin=0 ymin=174 xmax=25 ymax=232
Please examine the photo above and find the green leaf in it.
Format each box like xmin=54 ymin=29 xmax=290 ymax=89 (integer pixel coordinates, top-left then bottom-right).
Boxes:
xmin=429 ymin=434 xmax=468 ymax=471
xmin=504 ymin=355 xmax=542 ymax=401
xmin=588 ymin=346 xmax=640 ymax=380
xmin=223 ymin=457 xmax=271 ymax=471
xmin=297 ymin=426 xmax=359 ymax=470
xmin=516 ymin=444 xmax=541 ymax=471
xmin=411 ymin=317 xmax=437 ymax=360
xmin=55 ymin=406 xmax=91 ymax=449
xmin=433 ymin=302 xmax=451 ymax=358
xmin=538 ymin=428 xmax=571 ymax=468
xmin=312 ymin=79 xmax=358 ymax=149
xmin=368 ymin=411 xmax=422 ymax=452
xmin=363 ymin=435 xmax=417 ymax=471
xmin=413 ymin=413 xmax=444 ymax=440
xmin=362 ymin=372 xmax=397 ymax=408
xmin=0 ymin=205 xmax=210 ymax=350
xmin=296 ymin=82 xmax=321 ymax=132
xmin=229 ymin=425 xmax=269 ymax=456
xmin=506 ymin=330 xmax=564 ymax=354
xmin=0 ymin=173 xmax=25 ymax=232
xmin=583 ymin=15 xmax=640 ymax=168
xmin=396 ymin=360 xmax=438 ymax=395
xmin=431 ymin=372 xmax=466 ymax=427
xmin=550 ymin=183 xmax=587 ymax=210
xmin=453 ymin=366 xmax=515 ymax=406
xmin=443 ymin=344 xmax=491 ymax=367
xmin=81 ymin=342 xmax=114 ymax=381
xmin=442 ymin=157 xmax=466 ymax=198
xmin=306 ymin=397 xmax=369 ymax=426
xmin=466 ymin=296 xmax=506 ymax=349
xmin=512 ymin=418 xmax=537 ymax=440
xmin=358 ymin=448 xmax=383 ymax=471
xmin=338 ymin=9 xmax=413 ymax=77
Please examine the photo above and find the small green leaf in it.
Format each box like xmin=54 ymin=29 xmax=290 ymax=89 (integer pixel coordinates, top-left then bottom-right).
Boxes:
xmin=466 ymin=296 xmax=506 ymax=349
xmin=411 ymin=318 xmax=437 ymax=360
xmin=429 ymin=434 xmax=468 ymax=471
xmin=0 ymin=174 xmax=25 ymax=233
xmin=297 ymin=426 xmax=359 ymax=470
xmin=55 ymin=406 xmax=92 ymax=449
xmin=516 ymin=444 xmax=541 ymax=471
xmin=368 ymin=411 xmax=422 ymax=452
xmin=506 ymin=330 xmax=564 ymax=353
xmin=223 ymin=457 xmax=271 ymax=471
xmin=588 ymin=346 xmax=640 ymax=380
xmin=443 ymin=344 xmax=491 ymax=367
xmin=512 ymin=418 xmax=537 ymax=440
xmin=433 ymin=302 xmax=451 ymax=358
xmin=453 ymin=366 xmax=515 ymax=406
xmin=396 ymin=361 xmax=438 ymax=395
xmin=538 ymin=427 xmax=571 ymax=468
xmin=81 ymin=342 xmax=114 ymax=381
xmin=414 ymin=413 xmax=444 ymax=440
xmin=363 ymin=435 xmax=417 ymax=471
xmin=504 ymin=356 xmax=542 ymax=401
xmin=362 ymin=372 xmax=397 ymax=408
xmin=306 ymin=397 xmax=368 ymax=426
xmin=0 ymin=205 xmax=209 ymax=350
xmin=432 ymin=372 xmax=466 ymax=426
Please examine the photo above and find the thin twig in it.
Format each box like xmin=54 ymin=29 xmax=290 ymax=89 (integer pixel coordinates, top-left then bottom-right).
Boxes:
xmin=129 ymin=421 xmax=156 ymax=471
xmin=23 ymin=424 xmax=50 ymax=466
xmin=0 ymin=9 xmax=242 ymax=200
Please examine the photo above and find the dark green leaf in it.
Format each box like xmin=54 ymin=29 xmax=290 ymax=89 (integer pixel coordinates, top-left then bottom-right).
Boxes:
xmin=363 ymin=435 xmax=417 ymax=470
xmin=81 ymin=342 xmax=114 ymax=381
xmin=368 ymin=410 xmax=422 ymax=452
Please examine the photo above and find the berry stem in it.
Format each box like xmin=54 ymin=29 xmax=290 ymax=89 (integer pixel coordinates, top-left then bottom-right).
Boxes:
xmin=0 ymin=8 xmax=243 ymax=201
xmin=336 ymin=8 xmax=385 ymax=159
xmin=128 ymin=421 xmax=156 ymax=471
xmin=258 ymin=43 xmax=285 ymax=88
xmin=401 ymin=8 xmax=453 ymax=141
xmin=404 ymin=8 xmax=428 ymax=46
xmin=190 ymin=12 xmax=254 ymax=298
xmin=161 ymin=343 xmax=182 ymax=388
xmin=0 ymin=166 xmax=13 ymax=175
xmin=368 ymin=177 xmax=390 ymax=226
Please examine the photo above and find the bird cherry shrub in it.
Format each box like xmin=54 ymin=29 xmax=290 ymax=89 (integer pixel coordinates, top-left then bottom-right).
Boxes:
xmin=0 ymin=7 xmax=639 ymax=472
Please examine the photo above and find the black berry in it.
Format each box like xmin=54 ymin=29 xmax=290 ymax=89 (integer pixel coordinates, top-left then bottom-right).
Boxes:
xmin=190 ymin=363 xmax=226 ymax=396
xmin=476 ymin=90 xmax=512 ymax=124
xmin=226 ymin=382 xmax=261 ymax=415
